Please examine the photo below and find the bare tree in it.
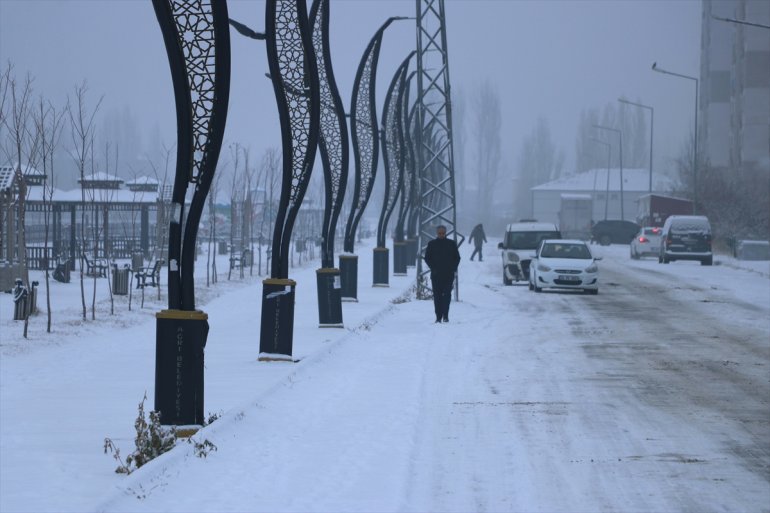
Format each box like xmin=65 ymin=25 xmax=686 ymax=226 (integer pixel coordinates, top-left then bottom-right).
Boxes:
xmin=451 ymin=87 xmax=467 ymax=219
xmin=515 ymin=117 xmax=565 ymax=219
xmin=1 ymin=71 xmax=35 ymax=288
xmin=258 ymin=147 xmax=280 ymax=276
xmin=472 ymin=80 xmax=502 ymax=226
xmin=67 ymin=81 xmax=103 ymax=320
xmin=33 ymin=95 xmax=66 ymax=333
xmin=146 ymin=142 xmax=173 ymax=304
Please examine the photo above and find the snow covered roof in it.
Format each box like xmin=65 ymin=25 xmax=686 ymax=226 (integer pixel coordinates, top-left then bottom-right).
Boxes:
xmin=24 ymin=185 xmax=159 ymax=204
xmin=78 ymin=172 xmax=123 ymax=183
xmin=532 ymin=168 xmax=674 ymax=193
xmin=125 ymin=176 xmax=159 ymax=186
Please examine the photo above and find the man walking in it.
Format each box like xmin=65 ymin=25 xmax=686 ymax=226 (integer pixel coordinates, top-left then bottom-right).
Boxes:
xmin=424 ymin=225 xmax=461 ymax=323
xmin=469 ymin=223 xmax=487 ymax=261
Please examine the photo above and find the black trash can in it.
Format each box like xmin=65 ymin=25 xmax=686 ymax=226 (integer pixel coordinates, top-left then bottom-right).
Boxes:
xmin=112 ymin=264 xmax=130 ymax=296
xmin=218 ymin=241 xmax=228 ymax=255
xmin=12 ymin=279 xmax=28 ymax=321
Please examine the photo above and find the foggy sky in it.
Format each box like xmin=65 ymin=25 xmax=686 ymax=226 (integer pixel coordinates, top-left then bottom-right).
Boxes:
xmin=0 ymin=0 xmax=701 ymax=181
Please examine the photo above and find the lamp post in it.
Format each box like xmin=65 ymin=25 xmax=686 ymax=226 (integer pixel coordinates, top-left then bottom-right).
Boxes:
xmin=590 ymin=138 xmax=611 ymax=220
xmin=593 ymin=124 xmax=624 ymax=220
xmin=618 ymin=98 xmax=654 ymax=193
xmin=711 ymin=14 xmax=770 ymax=30
xmin=652 ymin=62 xmax=698 ymax=214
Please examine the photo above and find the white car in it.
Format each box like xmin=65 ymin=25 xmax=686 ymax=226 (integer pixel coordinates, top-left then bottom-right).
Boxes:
xmin=630 ymin=226 xmax=663 ymax=259
xmin=529 ymin=239 xmax=601 ymax=295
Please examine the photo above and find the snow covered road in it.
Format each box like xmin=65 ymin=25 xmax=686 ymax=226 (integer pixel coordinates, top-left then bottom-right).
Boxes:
xmin=2 ymin=242 xmax=769 ymax=512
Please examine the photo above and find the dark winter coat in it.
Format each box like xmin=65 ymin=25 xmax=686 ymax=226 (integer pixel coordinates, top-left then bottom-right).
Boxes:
xmin=424 ymin=237 xmax=461 ymax=281
xmin=469 ymin=224 xmax=487 ymax=248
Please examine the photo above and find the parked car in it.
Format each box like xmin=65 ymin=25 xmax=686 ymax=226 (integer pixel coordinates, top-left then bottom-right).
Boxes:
xmin=630 ymin=226 xmax=663 ymax=259
xmin=497 ymin=222 xmax=561 ymax=285
xmin=528 ymin=239 xmax=601 ymax=294
xmin=659 ymin=215 xmax=713 ymax=266
xmin=591 ymin=220 xmax=640 ymax=245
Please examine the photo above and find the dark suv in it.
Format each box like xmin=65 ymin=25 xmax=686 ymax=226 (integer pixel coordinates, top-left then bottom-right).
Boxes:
xmin=659 ymin=215 xmax=713 ymax=265
xmin=591 ymin=220 xmax=640 ymax=245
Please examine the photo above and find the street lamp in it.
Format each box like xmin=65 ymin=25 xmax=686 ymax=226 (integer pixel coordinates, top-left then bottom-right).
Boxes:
xmin=618 ymin=98 xmax=654 ymax=193
xmin=652 ymin=62 xmax=699 ymax=214
xmin=593 ymin=124 xmax=624 ymax=220
xmin=711 ymin=14 xmax=770 ymax=30
xmin=590 ymin=138 xmax=611 ymax=220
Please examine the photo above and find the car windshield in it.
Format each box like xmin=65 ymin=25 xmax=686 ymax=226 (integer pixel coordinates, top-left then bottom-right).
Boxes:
xmin=540 ymin=243 xmax=591 ymax=259
xmin=506 ymin=231 xmax=560 ymax=249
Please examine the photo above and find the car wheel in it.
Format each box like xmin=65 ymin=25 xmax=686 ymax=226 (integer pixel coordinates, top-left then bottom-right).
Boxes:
xmin=503 ymin=271 xmax=512 ymax=286
xmin=534 ymin=280 xmax=542 ymax=293
xmin=631 ymin=249 xmax=639 ymax=260
xmin=528 ymin=281 xmax=534 ymax=291
xmin=701 ymin=256 xmax=713 ymax=266
xmin=658 ymin=254 xmax=663 ymax=264
xmin=600 ymin=235 xmax=611 ymax=246
xmin=590 ymin=289 xmax=599 ymax=295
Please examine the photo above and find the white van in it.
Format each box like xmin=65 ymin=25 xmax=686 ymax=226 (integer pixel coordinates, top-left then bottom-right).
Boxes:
xmin=497 ymin=222 xmax=561 ymax=285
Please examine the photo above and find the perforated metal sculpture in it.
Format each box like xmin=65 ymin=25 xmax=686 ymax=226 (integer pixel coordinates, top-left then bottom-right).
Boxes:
xmin=152 ymin=0 xmax=231 ymax=426
xmin=309 ymin=0 xmax=348 ymax=327
xmin=374 ymin=53 xmax=413 ymax=284
xmin=230 ymin=0 xmax=320 ymax=358
xmin=393 ymin=70 xmax=418 ymax=275
xmin=339 ymin=17 xmax=407 ymax=300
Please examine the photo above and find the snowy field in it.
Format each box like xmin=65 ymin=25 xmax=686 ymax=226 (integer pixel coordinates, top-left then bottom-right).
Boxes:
xmin=1 ymin=237 xmax=768 ymax=513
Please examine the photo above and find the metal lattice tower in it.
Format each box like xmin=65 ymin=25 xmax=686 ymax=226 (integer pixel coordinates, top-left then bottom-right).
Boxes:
xmin=415 ymin=0 xmax=458 ymax=299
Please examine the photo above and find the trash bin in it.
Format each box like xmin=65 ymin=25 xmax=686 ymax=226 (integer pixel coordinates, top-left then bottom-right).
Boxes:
xmin=218 ymin=241 xmax=228 ymax=255
xmin=12 ymin=279 xmax=28 ymax=321
xmin=242 ymin=249 xmax=253 ymax=267
xmin=112 ymin=264 xmax=130 ymax=296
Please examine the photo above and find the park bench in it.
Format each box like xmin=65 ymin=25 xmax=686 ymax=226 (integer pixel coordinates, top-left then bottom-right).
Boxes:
xmin=134 ymin=259 xmax=164 ymax=289
xmin=82 ymin=252 xmax=108 ymax=278
xmin=229 ymin=249 xmax=253 ymax=271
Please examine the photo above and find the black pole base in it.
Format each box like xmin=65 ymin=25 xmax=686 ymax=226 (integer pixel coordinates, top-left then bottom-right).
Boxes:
xmin=155 ymin=309 xmax=209 ymax=427
xmin=339 ymin=254 xmax=358 ymax=302
xmin=316 ymin=268 xmax=343 ymax=328
xmin=258 ymin=278 xmax=297 ymax=362
xmin=373 ymin=247 xmax=389 ymax=287
xmin=393 ymin=241 xmax=408 ymax=276
xmin=406 ymin=238 xmax=418 ymax=267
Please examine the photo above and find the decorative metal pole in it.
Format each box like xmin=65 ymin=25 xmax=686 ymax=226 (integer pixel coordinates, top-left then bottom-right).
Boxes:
xmin=257 ymin=0 xmax=320 ymax=361
xmin=310 ymin=0 xmax=348 ymax=328
xmin=340 ymin=17 xmax=407 ymax=301
xmin=393 ymin=70 xmax=417 ymax=276
xmin=151 ymin=0 xmax=231 ymax=429
xmin=415 ymin=0 xmax=459 ymax=299
xmin=374 ymin=53 xmax=414 ymax=287
xmin=405 ymin=100 xmax=420 ymax=266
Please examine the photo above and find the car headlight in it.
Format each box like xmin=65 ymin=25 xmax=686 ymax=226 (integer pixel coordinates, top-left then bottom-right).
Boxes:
xmin=537 ymin=263 xmax=551 ymax=272
xmin=507 ymin=252 xmax=519 ymax=263
xmin=585 ymin=263 xmax=598 ymax=273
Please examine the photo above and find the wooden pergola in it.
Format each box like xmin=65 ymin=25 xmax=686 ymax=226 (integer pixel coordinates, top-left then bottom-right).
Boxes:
xmin=4 ymin=168 xmax=168 ymax=270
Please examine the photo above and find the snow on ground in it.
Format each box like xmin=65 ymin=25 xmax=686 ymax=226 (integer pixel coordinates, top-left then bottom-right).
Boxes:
xmin=1 ymin=238 xmax=768 ymax=513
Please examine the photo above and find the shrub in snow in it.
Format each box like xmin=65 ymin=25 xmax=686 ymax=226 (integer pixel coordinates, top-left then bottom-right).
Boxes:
xmin=104 ymin=393 xmax=176 ymax=474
